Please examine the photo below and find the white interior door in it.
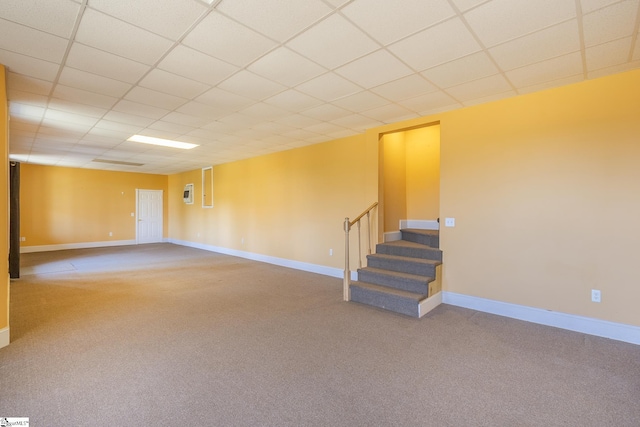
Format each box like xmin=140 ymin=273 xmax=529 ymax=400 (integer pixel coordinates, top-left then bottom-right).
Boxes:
xmin=137 ymin=189 xmax=163 ymax=244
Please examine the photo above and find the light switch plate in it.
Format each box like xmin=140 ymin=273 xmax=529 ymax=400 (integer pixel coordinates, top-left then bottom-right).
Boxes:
xmin=445 ymin=217 xmax=455 ymax=227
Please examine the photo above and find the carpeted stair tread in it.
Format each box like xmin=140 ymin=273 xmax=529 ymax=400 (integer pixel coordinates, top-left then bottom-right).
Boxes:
xmin=376 ymin=240 xmax=443 ymax=261
xmin=368 ymin=253 xmax=440 ymax=266
xmin=357 ymin=266 xmax=433 ymax=293
xmin=350 ymin=281 xmax=425 ymax=301
xmin=358 ymin=266 xmax=433 ymax=283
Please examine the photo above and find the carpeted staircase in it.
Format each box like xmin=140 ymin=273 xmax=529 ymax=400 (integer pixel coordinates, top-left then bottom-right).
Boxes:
xmin=350 ymin=229 xmax=442 ymax=317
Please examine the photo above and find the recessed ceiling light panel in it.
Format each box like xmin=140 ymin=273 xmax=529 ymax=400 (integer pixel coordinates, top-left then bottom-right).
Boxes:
xmin=127 ymin=135 xmax=199 ymax=150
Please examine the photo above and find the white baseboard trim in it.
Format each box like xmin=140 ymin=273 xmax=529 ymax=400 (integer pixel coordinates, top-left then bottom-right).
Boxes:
xmin=400 ymin=219 xmax=440 ymax=230
xmin=21 ymin=239 xmax=138 ymax=253
xmin=384 ymin=231 xmax=402 ymax=242
xmin=442 ymin=291 xmax=640 ymax=346
xmin=418 ymin=291 xmax=442 ymax=318
xmin=168 ymin=239 xmax=345 ymax=279
xmin=0 ymin=327 xmax=9 ymax=349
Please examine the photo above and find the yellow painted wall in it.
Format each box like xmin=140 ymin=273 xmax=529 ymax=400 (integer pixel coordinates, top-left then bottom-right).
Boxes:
xmin=381 ymin=132 xmax=407 ymax=232
xmin=169 ymin=134 xmax=378 ymax=270
xmin=405 ymin=125 xmax=440 ymax=220
xmin=21 ymin=164 xmax=168 ymax=247
xmin=0 ymin=65 xmax=9 ymax=333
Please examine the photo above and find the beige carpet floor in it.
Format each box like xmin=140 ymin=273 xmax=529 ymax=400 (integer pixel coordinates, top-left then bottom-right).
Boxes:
xmin=1 ymin=243 xmax=639 ymax=426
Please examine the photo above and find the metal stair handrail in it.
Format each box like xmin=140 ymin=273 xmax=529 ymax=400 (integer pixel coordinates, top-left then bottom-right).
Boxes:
xmin=343 ymin=202 xmax=378 ymax=301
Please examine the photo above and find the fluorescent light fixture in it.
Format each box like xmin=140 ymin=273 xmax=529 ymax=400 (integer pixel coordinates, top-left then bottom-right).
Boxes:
xmin=127 ymin=135 xmax=199 ymax=150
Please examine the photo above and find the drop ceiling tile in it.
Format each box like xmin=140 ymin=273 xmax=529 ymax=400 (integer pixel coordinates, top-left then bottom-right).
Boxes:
xmin=195 ymin=87 xmax=254 ymax=111
xmin=139 ymin=69 xmax=210 ymax=99
xmin=75 ymin=9 xmax=173 ymax=65
xmin=148 ymin=121 xmax=197 ymax=135
xmin=239 ymin=103 xmax=290 ymax=120
xmin=304 ymin=122 xmax=346 ymax=135
xmin=397 ymin=90 xmax=461 ymax=115
xmin=582 ymin=1 xmax=638 ymax=47
xmin=217 ymin=70 xmax=287 ymax=100
xmin=489 ymin=20 xmax=580 ymax=71
xmin=342 ymin=0 xmax=454 ymax=45
xmin=250 ymin=121 xmax=297 ymax=134
xmin=66 ymin=43 xmax=150 ymax=84
xmin=87 ymin=0 xmax=207 ymax=40
xmin=580 ymin=0 xmax=624 ymax=14
xmin=102 ymin=111 xmax=156 ymax=127
xmin=274 ymin=114 xmax=322 ymax=128
xmin=52 ymin=84 xmax=118 ymax=109
xmin=506 ymin=52 xmax=584 ymax=87
xmin=360 ymin=104 xmax=418 ymax=123
xmin=217 ymin=0 xmax=331 ymax=42
xmin=263 ymin=90 xmax=323 ymax=112
xmin=0 ymin=0 xmax=81 ymax=38
xmin=113 ymin=99 xmax=171 ymax=120
xmin=634 ymin=34 xmax=640 ymax=60
xmin=40 ymin=118 xmax=94 ymax=133
xmin=450 ymin=0 xmax=490 ymax=12
xmin=94 ymin=119 xmax=145 ymax=135
xmin=125 ymin=86 xmax=188 ymax=110
xmin=585 ymin=37 xmax=633 ymax=71
xmin=176 ymin=101 xmax=228 ymax=121
xmin=0 ymin=49 xmax=60 ymax=81
xmin=182 ymin=12 xmax=277 ymax=67
xmin=7 ymin=73 xmax=52 ymax=96
xmin=248 ymin=47 xmax=326 ymax=87
xmin=47 ymin=98 xmax=108 ymax=119
xmin=332 ymin=91 xmax=390 ymax=112
xmin=158 ymin=45 xmax=239 ymax=86
xmin=283 ymin=129 xmax=321 ymax=140
xmin=335 ymin=50 xmax=413 ymax=89
xmin=421 ymin=51 xmax=499 ymax=88
xmin=388 ymin=18 xmax=481 ymax=71
xmin=296 ymin=73 xmax=361 ymax=102
xmin=370 ymin=74 xmax=438 ymax=102
xmin=445 ymin=73 xmax=513 ymax=102
xmin=587 ymin=59 xmax=640 ymax=79
xmin=0 ymin=19 xmax=68 ymax=63
xmin=464 ymin=0 xmax=576 ymax=47
xmin=9 ymin=103 xmax=46 ymax=120
xmin=287 ymin=14 xmax=379 ymax=69
xmin=518 ymin=74 xmax=584 ymax=95
xmin=300 ymin=104 xmax=351 ymax=121
xmin=330 ymin=113 xmax=384 ymax=130
xmin=462 ymin=90 xmax=516 ymax=107
xmin=58 ymin=67 xmax=132 ymax=97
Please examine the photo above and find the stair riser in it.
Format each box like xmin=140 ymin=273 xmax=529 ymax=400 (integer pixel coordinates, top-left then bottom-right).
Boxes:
xmin=376 ymin=244 xmax=442 ymax=261
xmin=367 ymin=257 xmax=437 ymax=276
xmin=357 ymin=270 xmax=429 ymax=294
xmin=401 ymin=232 xmax=439 ymax=248
xmin=350 ymin=286 xmax=419 ymax=317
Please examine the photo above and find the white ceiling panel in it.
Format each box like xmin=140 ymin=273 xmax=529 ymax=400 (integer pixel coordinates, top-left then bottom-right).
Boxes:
xmin=464 ymin=0 xmax=576 ymax=47
xmin=301 ymin=104 xmax=351 ymax=121
xmin=239 ymin=103 xmax=289 ymax=121
xmin=248 ymin=47 xmax=326 ymax=87
xmin=274 ymin=114 xmax=322 ymax=129
xmin=75 ymin=9 xmax=174 ymax=65
xmin=446 ymin=74 xmax=514 ymax=102
xmin=176 ymin=101 xmax=228 ymax=121
xmin=332 ymin=91 xmax=390 ymax=112
xmin=102 ymin=111 xmax=155 ymax=128
xmin=421 ymin=51 xmax=499 ymax=88
xmin=154 ymin=111 xmax=211 ymax=128
xmin=158 ymin=45 xmax=238 ymax=86
xmin=489 ymin=20 xmax=581 ymax=71
xmin=47 ymin=98 xmax=108 ymax=119
xmin=183 ymin=11 xmax=277 ymax=67
xmin=218 ymin=70 xmax=287 ymax=100
xmin=335 ymin=50 xmax=413 ymax=89
xmin=6 ymin=90 xmax=48 ymax=109
xmin=112 ymin=100 xmax=171 ymax=120
xmin=506 ymin=52 xmax=584 ymax=88
xmin=582 ymin=0 xmax=639 ymax=47
xmin=370 ymin=74 xmax=438 ymax=102
xmin=216 ymin=0 xmax=332 ymax=42
xmin=287 ymin=14 xmax=379 ymax=69
xmin=94 ymin=119 xmax=144 ymax=135
xmin=195 ymin=87 xmax=254 ymax=111
xmin=66 ymin=43 xmax=150 ymax=84
xmin=296 ymin=73 xmax=361 ymax=102
xmin=450 ymin=0 xmax=490 ymax=12
xmin=0 ymin=49 xmax=59 ymax=81
xmin=581 ymin=0 xmax=634 ymax=14
xmin=139 ymin=69 xmax=210 ymax=99
xmin=361 ymin=104 xmax=418 ymax=123
xmin=0 ymin=19 xmax=68 ymax=63
xmin=58 ymin=67 xmax=132 ymax=98
xmin=125 ymin=86 xmax=188 ymax=110
xmin=0 ymin=0 xmax=81 ymax=38
xmin=341 ymin=0 xmax=455 ymax=45
xmin=585 ymin=37 xmax=634 ymax=70
xmin=7 ymin=73 xmax=52 ymax=96
xmin=87 ymin=0 xmax=207 ymax=41
xmin=149 ymin=121 xmax=197 ymax=136
xmin=330 ymin=114 xmax=383 ymax=131
xmin=389 ymin=18 xmax=481 ymax=71
xmin=263 ymin=90 xmax=324 ymax=112
xmin=52 ymin=85 xmax=118 ymax=109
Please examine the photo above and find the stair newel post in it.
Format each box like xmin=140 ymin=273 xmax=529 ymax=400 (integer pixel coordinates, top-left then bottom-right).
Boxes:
xmin=343 ymin=217 xmax=351 ymax=301
xmin=357 ymin=220 xmax=362 ymax=269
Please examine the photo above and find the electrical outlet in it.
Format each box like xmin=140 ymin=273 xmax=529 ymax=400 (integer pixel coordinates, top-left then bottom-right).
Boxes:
xmin=445 ymin=217 xmax=455 ymax=227
xmin=591 ymin=289 xmax=601 ymax=303
xmin=329 ymin=249 xmax=333 ymax=256
xmin=109 ymin=232 xmax=113 ymax=237
xmin=21 ymin=237 xmax=26 ymax=242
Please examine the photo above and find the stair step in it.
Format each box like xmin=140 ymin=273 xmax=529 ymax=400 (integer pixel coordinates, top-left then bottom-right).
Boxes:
xmin=401 ymin=228 xmax=439 ymax=248
xmin=350 ymin=281 xmax=425 ymax=317
xmin=376 ymin=239 xmax=442 ymax=261
xmin=357 ymin=267 xmax=433 ymax=294
xmin=366 ymin=253 xmax=440 ymax=276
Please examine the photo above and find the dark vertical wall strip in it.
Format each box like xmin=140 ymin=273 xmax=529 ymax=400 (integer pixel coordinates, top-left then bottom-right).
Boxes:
xmin=9 ymin=161 xmax=19 ymax=278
